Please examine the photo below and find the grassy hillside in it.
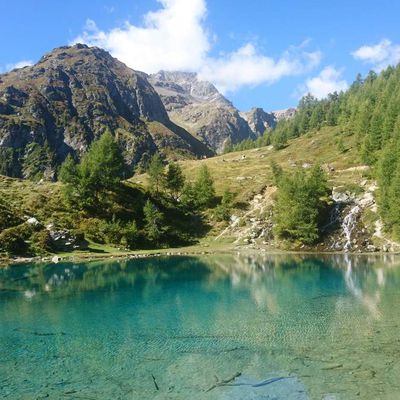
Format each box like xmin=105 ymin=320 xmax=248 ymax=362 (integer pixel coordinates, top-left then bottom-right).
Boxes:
xmin=1 ymin=125 xmax=374 ymax=261
xmin=133 ymin=126 xmax=367 ymax=203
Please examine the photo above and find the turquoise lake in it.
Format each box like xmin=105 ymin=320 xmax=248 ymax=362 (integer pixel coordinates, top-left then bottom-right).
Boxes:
xmin=1 ymin=254 xmax=400 ymax=399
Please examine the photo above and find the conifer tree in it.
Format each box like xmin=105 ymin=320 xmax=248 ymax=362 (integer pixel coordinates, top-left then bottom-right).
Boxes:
xmin=59 ymin=131 xmax=124 ymax=210
xmin=147 ymin=153 xmax=165 ymax=195
xmin=194 ymin=164 xmax=215 ymax=208
xmin=143 ymin=200 xmax=164 ymax=243
xmin=166 ymin=162 xmax=185 ymax=200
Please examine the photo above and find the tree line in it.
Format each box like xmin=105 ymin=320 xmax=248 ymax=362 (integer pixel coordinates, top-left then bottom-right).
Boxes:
xmin=226 ymin=63 xmax=400 ymax=239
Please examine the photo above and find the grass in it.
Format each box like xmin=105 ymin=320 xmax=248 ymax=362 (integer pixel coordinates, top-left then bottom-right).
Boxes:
xmin=0 ymin=127 xmax=370 ymax=262
xmin=132 ymin=126 xmax=364 ymax=203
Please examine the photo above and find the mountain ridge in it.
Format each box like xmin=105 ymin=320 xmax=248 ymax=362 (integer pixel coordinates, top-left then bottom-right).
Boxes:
xmin=149 ymin=70 xmax=296 ymax=150
xmin=0 ymin=44 xmax=212 ymax=179
xmin=0 ymin=44 xmax=296 ymax=180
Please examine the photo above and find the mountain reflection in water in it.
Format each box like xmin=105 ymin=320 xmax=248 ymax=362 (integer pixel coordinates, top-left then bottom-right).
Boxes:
xmin=1 ymin=254 xmax=400 ymax=399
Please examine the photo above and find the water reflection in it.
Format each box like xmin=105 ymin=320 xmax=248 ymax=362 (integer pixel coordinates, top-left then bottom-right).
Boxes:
xmin=1 ymin=254 xmax=400 ymax=399
xmin=2 ymin=254 xmax=400 ymax=314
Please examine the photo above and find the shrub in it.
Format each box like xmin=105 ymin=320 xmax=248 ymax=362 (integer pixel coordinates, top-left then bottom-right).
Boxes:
xmin=122 ymin=221 xmax=139 ymax=249
xmin=80 ymin=218 xmax=108 ymax=243
xmin=0 ymin=200 xmax=23 ymax=231
xmin=214 ymin=189 xmax=235 ymax=222
xmin=30 ymin=230 xmax=53 ymax=255
xmin=0 ymin=226 xmax=29 ymax=255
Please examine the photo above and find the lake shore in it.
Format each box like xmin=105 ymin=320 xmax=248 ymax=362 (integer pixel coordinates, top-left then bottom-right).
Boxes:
xmin=1 ymin=240 xmax=398 ymax=267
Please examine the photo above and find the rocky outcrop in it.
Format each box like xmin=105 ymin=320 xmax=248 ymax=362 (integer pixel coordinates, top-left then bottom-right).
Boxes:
xmin=0 ymin=45 xmax=211 ymax=179
xmin=216 ymin=179 xmax=400 ymax=253
xmin=149 ymin=71 xmax=255 ymax=153
xmin=239 ymin=108 xmax=277 ymax=136
xmin=239 ymin=107 xmax=297 ymax=137
xmin=272 ymin=108 xmax=297 ymax=121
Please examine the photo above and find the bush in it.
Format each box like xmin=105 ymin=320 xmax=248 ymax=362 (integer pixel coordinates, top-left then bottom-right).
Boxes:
xmin=0 ymin=200 xmax=23 ymax=231
xmin=122 ymin=221 xmax=139 ymax=249
xmin=30 ymin=230 xmax=53 ymax=255
xmin=214 ymin=189 xmax=235 ymax=222
xmin=0 ymin=226 xmax=29 ymax=255
xmin=80 ymin=218 xmax=108 ymax=243
xmin=80 ymin=217 xmax=131 ymax=246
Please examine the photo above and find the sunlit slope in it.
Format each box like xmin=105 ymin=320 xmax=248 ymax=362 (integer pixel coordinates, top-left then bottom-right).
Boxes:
xmin=133 ymin=126 xmax=367 ymax=202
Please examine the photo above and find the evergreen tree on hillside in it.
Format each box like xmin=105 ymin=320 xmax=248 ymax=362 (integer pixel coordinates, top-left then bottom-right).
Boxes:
xmin=147 ymin=153 xmax=165 ymax=195
xmin=166 ymin=162 xmax=185 ymax=200
xmin=194 ymin=164 xmax=216 ymax=208
xmin=59 ymin=131 xmax=124 ymax=210
xmin=214 ymin=188 xmax=235 ymax=222
xmin=273 ymin=165 xmax=330 ymax=244
xmin=143 ymin=200 xmax=164 ymax=243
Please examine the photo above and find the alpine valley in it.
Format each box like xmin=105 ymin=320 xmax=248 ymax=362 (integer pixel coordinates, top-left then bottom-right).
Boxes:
xmin=1 ymin=44 xmax=400 ymax=260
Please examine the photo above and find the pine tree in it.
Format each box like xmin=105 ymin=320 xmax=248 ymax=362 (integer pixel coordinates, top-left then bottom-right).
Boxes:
xmin=214 ymin=188 xmax=235 ymax=221
xmin=143 ymin=200 xmax=164 ymax=243
xmin=273 ymin=166 xmax=330 ymax=244
xmin=180 ymin=182 xmax=198 ymax=210
xmin=59 ymin=130 xmax=124 ymax=210
xmin=166 ymin=162 xmax=185 ymax=200
xmin=271 ymin=129 xmax=287 ymax=150
xmin=147 ymin=153 xmax=165 ymax=195
xmin=194 ymin=164 xmax=215 ymax=208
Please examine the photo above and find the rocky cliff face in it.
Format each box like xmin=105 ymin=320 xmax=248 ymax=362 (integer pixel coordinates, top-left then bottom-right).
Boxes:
xmin=239 ymin=107 xmax=277 ymax=136
xmin=217 ymin=178 xmax=399 ymax=253
xmin=149 ymin=71 xmax=255 ymax=153
xmin=0 ymin=45 xmax=211 ymax=179
xmin=240 ymin=107 xmax=297 ymax=137
xmin=273 ymin=108 xmax=297 ymax=121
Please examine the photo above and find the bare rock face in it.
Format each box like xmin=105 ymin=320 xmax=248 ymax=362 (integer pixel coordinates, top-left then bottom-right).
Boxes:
xmin=239 ymin=107 xmax=297 ymax=137
xmin=149 ymin=71 xmax=255 ymax=153
xmin=239 ymin=107 xmax=277 ymax=137
xmin=0 ymin=45 xmax=211 ymax=179
xmin=272 ymin=108 xmax=297 ymax=121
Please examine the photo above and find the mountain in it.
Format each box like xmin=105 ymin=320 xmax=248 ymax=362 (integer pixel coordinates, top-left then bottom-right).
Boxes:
xmin=239 ymin=107 xmax=297 ymax=136
xmin=0 ymin=44 xmax=211 ymax=180
xmin=273 ymin=108 xmax=297 ymax=121
xmin=148 ymin=71 xmax=255 ymax=153
xmin=239 ymin=107 xmax=277 ymax=136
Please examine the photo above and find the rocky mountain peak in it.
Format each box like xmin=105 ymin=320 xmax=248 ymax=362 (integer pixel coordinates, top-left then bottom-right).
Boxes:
xmin=149 ymin=70 xmax=231 ymax=107
xmin=149 ymin=70 xmax=254 ymax=152
xmin=239 ymin=107 xmax=277 ymax=136
xmin=0 ymin=45 xmax=211 ymax=179
xmin=272 ymin=108 xmax=297 ymax=121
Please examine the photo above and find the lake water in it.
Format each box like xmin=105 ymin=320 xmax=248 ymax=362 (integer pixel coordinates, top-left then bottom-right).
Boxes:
xmin=1 ymin=254 xmax=400 ymax=399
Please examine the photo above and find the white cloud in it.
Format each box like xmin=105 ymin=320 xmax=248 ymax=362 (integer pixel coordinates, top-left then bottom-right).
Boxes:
xmin=301 ymin=66 xmax=349 ymax=99
xmin=74 ymin=0 xmax=210 ymax=73
xmin=72 ymin=0 xmax=320 ymax=93
xmin=352 ymin=39 xmax=400 ymax=71
xmin=4 ymin=60 xmax=33 ymax=72
xmin=199 ymin=43 xmax=321 ymax=93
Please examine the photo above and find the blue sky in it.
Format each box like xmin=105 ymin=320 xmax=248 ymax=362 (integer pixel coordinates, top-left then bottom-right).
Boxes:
xmin=1 ymin=0 xmax=400 ymax=111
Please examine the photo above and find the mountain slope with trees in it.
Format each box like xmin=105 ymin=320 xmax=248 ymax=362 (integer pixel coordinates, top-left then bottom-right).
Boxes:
xmin=0 ymin=44 xmax=212 ymax=180
xmin=2 ymin=49 xmax=400 ymax=259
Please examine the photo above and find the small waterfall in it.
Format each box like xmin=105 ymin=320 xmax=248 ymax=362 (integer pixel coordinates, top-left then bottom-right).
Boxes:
xmin=342 ymin=205 xmax=360 ymax=250
xmin=324 ymin=202 xmax=341 ymax=230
